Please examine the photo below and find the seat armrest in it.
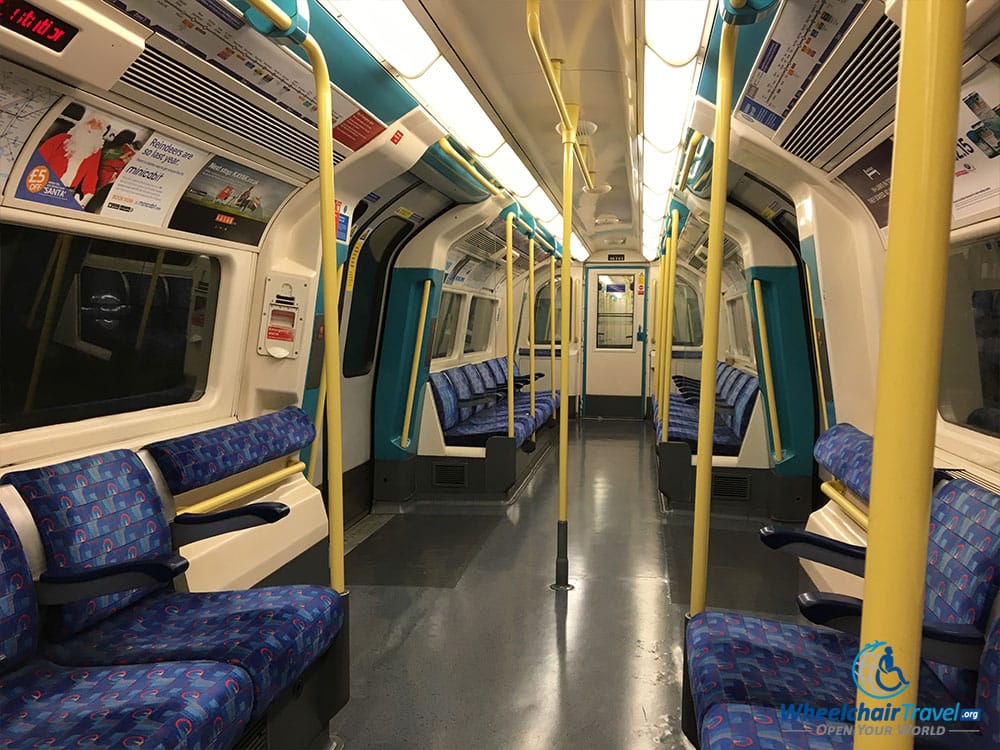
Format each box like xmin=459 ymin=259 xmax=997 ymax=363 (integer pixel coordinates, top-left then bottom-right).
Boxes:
xmin=458 ymin=394 xmax=498 ymax=407
xmin=760 ymin=525 xmax=866 ymax=577
xmin=672 ymin=375 xmax=701 ymax=405
xmin=799 ymin=592 xmax=985 ymax=670
xmin=172 ymin=502 xmax=290 ymax=547
xmin=37 ymin=553 xmax=189 ymax=604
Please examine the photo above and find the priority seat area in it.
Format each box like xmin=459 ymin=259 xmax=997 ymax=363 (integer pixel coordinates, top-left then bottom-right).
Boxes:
xmin=654 ymin=361 xmax=758 ymax=456
xmin=0 ymin=407 xmax=347 ymax=749
xmin=429 ymin=356 xmax=559 ymax=449
xmin=684 ymin=422 xmax=1000 ymax=747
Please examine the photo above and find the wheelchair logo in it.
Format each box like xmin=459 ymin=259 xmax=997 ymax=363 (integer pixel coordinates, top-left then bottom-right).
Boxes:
xmin=853 ymin=641 xmax=911 ymax=700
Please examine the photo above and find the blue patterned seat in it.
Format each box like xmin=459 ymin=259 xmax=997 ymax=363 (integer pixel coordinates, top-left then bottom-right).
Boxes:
xmin=3 ymin=450 xmax=345 ymax=722
xmin=146 ymin=407 xmax=315 ymax=495
xmin=0 ymin=503 xmax=253 ymax=749
xmin=813 ymin=423 xmax=873 ymax=500
xmin=700 ymin=703 xmax=852 ymax=749
xmin=687 ymin=478 xmax=1000 ymax=726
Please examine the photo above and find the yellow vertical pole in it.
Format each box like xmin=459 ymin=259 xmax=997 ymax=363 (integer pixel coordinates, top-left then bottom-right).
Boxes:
xmin=753 ymin=278 xmax=783 ymax=461
xmin=529 ymin=238 xmax=537 ymax=437
xmin=135 ymin=249 xmax=166 ymax=351
xmin=689 ymin=19 xmax=738 ymax=616
xmin=662 ymin=210 xmax=680 ymax=438
xmin=854 ymin=2 xmax=964 ymax=746
xmin=401 ymin=280 xmax=432 ymax=448
xmin=550 ymin=256 xmax=556 ymax=399
xmin=505 ymin=212 xmax=516 ymax=438
xmin=803 ymin=271 xmax=830 ymax=432
xmin=656 ymin=250 xmax=668 ymax=410
xmin=651 ymin=277 xmax=659 ymax=405
xmin=25 ymin=235 xmax=70 ymax=411
xmin=243 ymin=0 xmax=345 ymax=592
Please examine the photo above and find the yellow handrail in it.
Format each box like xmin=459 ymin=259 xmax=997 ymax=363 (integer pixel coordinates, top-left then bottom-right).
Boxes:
xmin=401 ymin=280 xmax=432 ymax=449
xmin=306 ymin=266 xmax=342 ymax=486
xmin=528 ymin=237 xmax=537 ymax=437
xmin=177 ymin=461 xmax=306 ymax=516
xmin=677 ymin=131 xmax=703 ymax=192
xmin=505 ymin=212 xmax=516 ymax=438
xmin=854 ymin=3 xmax=965 ymax=744
xmin=526 ymin=0 xmax=596 ymax=192
xmin=437 ymin=137 xmax=503 ymax=197
xmin=549 ymin=256 xmax=556 ymax=399
xmin=25 ymin=234 xmax=71 ymax=411
xmin=752 ymin=278 xmax=783 ymax=462
xmin=243 ymin=0 xmax=345 ymax=593
xmin=820 ymin=480 xmax=869 ymax=531
xmin=135 ymin=248 xmax=166 ymax=351
xmin=661 ymin=210 xmax=680 ymax=437
xmin=655 ymin=252 xmax=666 ymax=407
xmin=803 ymin=269 xmax=830 ymax=432
xmin=690 ymin=18 xmax=739 ymax=617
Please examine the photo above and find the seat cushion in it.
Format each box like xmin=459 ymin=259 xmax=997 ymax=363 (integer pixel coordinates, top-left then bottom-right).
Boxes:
xmin=45 ymin=586 xmax=343 ymax=721
xmin=0 ymin=659 xmax=252 ymax=750
xmin=146 ymin=407 xmax=315 ymax=495
xmin=0 ymin=504 xmax=38 ymax=675
xmin=813 ymin=423 xmax=873 ymax=500
xmin=701 ymin=704 xmax=852 ymax=750
xmin=687 ymin=611 xmax=959 ymax=722
xmin=429 ymin=372 xmax=460 ymax=431
xmin=445 ymin=412 xmax=533 ymax=448
xmin=3 ymin=450 xmax=170 ymax=640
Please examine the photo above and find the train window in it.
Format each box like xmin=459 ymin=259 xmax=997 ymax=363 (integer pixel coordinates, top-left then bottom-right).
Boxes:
xmin=343 ymin=215 xmax=413 ymax=377
xmin=464 ymin=296 xmax=495 ymax=353
xmin=534 ymin=281 xmax=562 ymax=344
xmin=433 ymin=291 xmax=462 ymax=359
xmin=940 ymin=236 xmax=1000 ymax=437
xmin=0 ymin=223 xmax=220 ymax=432
xmin=596 ymin=274 xmax=635 ymax=349
xmin=673 ymin=278 xmax=703 ymax=346
xmin=727 ymin=294 xmax=754 ymax=361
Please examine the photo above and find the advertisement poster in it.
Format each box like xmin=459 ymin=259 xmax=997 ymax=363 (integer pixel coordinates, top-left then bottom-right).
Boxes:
xmin=106 ymin=0 xmax=385 ymax=151
xmin=838 ymin=138 xmax=893 ymax=229
xmin=0 ymin=61 xmax=59 ymax=188
xmin=737 ymin=0 xmax=864 ymax=132
xmin=953 ymin=63 xmax=1000 ymax=223
xmin=168 ymin=155 xmax=296 ymax=244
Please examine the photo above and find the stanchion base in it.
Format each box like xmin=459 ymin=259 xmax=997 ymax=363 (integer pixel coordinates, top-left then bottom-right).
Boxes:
xmin=551 ymin=520 xmax=572 ymax=590
xmin=550 ymin=582 xmax=575 ymax=591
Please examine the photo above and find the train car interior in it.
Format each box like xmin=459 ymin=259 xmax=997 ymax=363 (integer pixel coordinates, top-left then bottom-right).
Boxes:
xmin=2 ymin=0 xmax=1000 ymax=748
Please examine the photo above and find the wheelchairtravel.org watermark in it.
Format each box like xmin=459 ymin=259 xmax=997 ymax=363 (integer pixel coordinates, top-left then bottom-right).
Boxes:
xmin=778 ymin=640 xmax=982 ymax=738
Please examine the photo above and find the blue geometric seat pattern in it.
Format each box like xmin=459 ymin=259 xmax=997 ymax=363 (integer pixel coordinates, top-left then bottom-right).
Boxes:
xmin=813 ymin=423 xmax=874 ymax=500
xmin=0 ymin=502 xmax=253 ymax=749
xmin=2 ymin=450 xmax=171 ymax=640
xmin=654 ymin=362 xmax=757 ymax=456
xmin=428 ymin=357 xmax=558 ymax=449
xmin=45 ymin=585 xmax=343 ymax=722
xmin=700 ymin=703 xmax=852 ymax=750
xmin=146 ymin=407 xmax=315 ymax=495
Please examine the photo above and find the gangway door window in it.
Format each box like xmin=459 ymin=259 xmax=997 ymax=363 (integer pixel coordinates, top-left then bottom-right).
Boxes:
xmin=534 ymin=281 xmax=562 ymax=344
xmin=674 ymin=277 xmax=703 ymax=347
xmin=940 ymin=235 xmax=1000 ymax=437
xmin=596 ymin=274 xmax=635 ymax=349
xmin=0 ymin=223 xmax=220 ymax=432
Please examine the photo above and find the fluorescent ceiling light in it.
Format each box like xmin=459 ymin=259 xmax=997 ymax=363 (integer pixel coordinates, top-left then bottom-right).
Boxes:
xmin=643 ymin=48 xmax=696 ymax=153
xmin=642 ymin=245 xmax=660 ymax=261
xmin=645 ymin=0 xmax=711 ymax=67
xmin=643 ymin=183 xmax=666 ymax=219
xmin=570 ymin=234 xmax=590 ymax=262
xmin=642 ymin=138 xmax=678 ymax=194
xmin=409 ymin=57 xmax=504 ymax=156
xmin=522 ymin=187 xmax=560 ymax=223
xmin=643 ymin=216 xmax=663 ymax=251
xmin=324 ymin=1 xmax=439 ymax=78
xmin=480 ymin=144 xmax=536 ymax=196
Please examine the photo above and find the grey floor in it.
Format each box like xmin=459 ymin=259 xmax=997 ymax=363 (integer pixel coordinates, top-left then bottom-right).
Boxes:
xmin=330 ymin=420 xmax=809 ymax=749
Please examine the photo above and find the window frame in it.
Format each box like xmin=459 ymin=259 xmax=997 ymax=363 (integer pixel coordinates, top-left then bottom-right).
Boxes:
xmin=464 ymin=294 xmax=497 ymax=354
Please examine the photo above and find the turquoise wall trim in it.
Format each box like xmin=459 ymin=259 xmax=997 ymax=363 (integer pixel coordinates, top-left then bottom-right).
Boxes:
xmin=299 ymin=267 xmax=326 ymax=470
xmin=420 ymin=142 xmax=493 ymax=204
xmin=374 ymin=267 xmax=446 ymax=460
xmin=697 ymin=10 xmax=775 ymax=107
xmin=747 ymin=266 xmax=815 ymax=477
xmin=233 ymin=0 xmax=419 ymax=125
xmin=799 ymin=235 xmax=837 ymax=428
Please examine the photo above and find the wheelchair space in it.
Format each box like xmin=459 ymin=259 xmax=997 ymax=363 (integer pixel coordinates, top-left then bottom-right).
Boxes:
xmin=332 ymin=420 xmax=808 ymax=749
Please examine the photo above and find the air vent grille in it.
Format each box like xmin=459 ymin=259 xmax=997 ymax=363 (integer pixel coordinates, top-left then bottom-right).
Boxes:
xmin=712 ymin=473 xmax=751 ymax=500
xmin=119 ymin=46 xmax=347 ymax=174
xmin=433 ymin=463 xmax=468 ymax=488
xmin=459 ymin=229 xmax=505 ymax=257
xmin=781 ymin=16 xmax=900 ymax=167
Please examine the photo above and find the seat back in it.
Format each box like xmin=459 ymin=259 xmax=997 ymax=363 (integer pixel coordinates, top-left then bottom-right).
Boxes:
xmin=730 ymin=375 xmax=759 ymax=440
xmin=429 ymin=372 xmax=460 ymax=431
xmin=475 ymin=362 xmax=497 ymax=391
xmin=445 ymin=367 xmax=477 ymax=422
xmin=979 ymin=616 xmax=1000 ymax=743
xmin=485 ymin=358 xmax=505 ymax=384
xmin=460 ymin=365 xmax=489 ymax=410
xmin=924 ymin=479 xmax=1000 ymax=700
xmin=3 ymin=451 xmax=171 ymax=640
xmin=0 ymin=503 xmax=37 ymax=674
xmin=813 ymin=423 xmax=874 ymax=500
xmin=145 ymin=407 xmax=315 ymax=495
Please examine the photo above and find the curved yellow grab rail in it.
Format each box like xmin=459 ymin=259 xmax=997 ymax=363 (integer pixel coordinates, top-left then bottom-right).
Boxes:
xmin=243 ymin=0 xmax=345 ymax=592
xmin=401 ymin=280 xmax=432 ymax=449
xmin=690 ymin=18 xmax=739 ymax=617
xmin=526 ymin=0 xmax=596 ymax=192
xmin=438 ymin=137 xmax=502 ymax=197
xmin=677 ymin=131 xmax=704 ymax=192
xmin=752 ymin=278 xmax=783 ymax=462
xmin=177 ymin=461 xmax=306 ymax=516
xmin=820 ymin=481 xmax=869 ymax=532
xmin=855 ymin=3 xmax=965 ymax=744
